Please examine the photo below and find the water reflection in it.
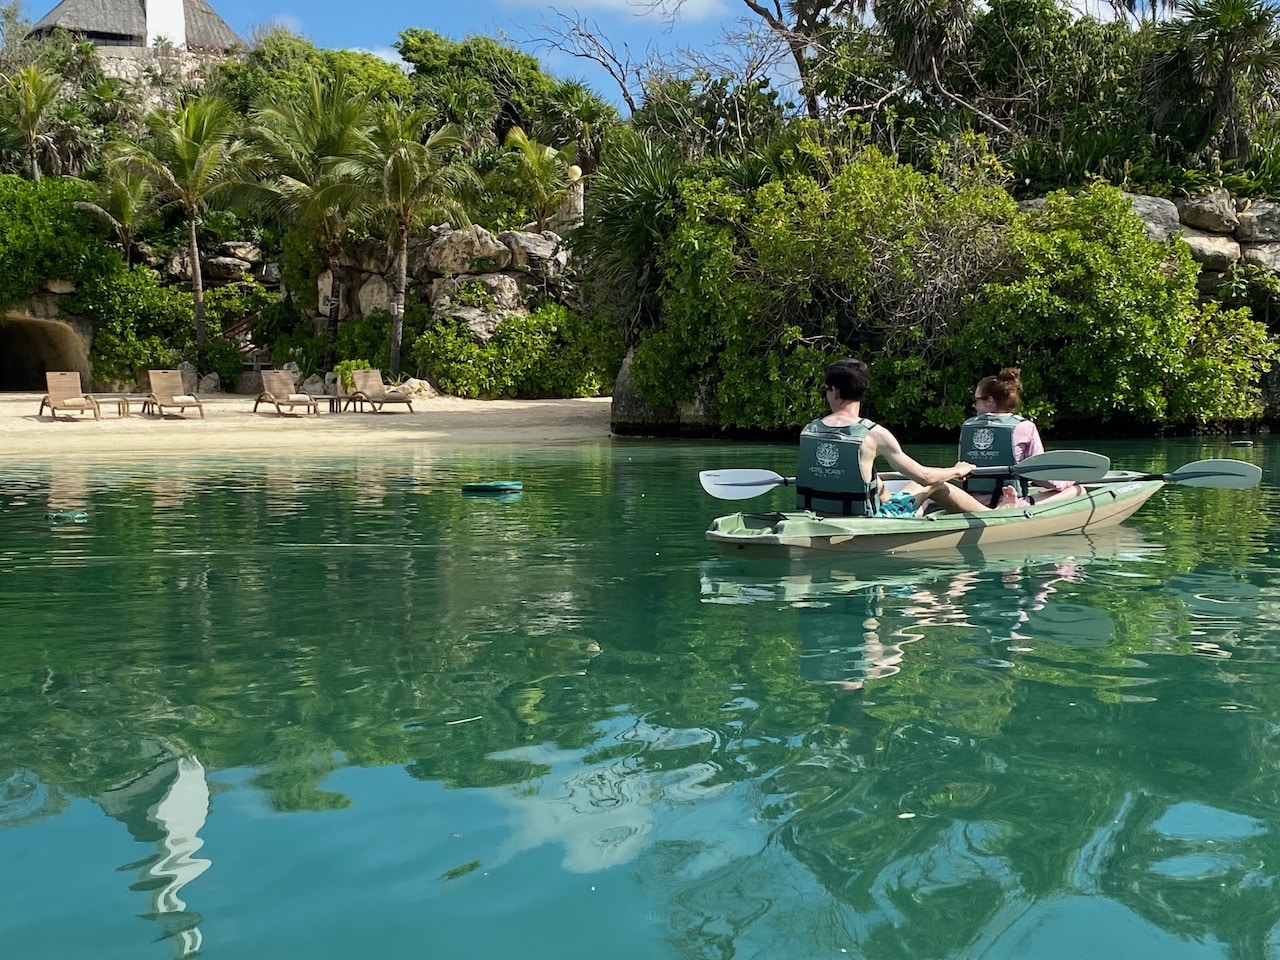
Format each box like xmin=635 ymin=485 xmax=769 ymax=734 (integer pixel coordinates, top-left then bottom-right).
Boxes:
xmin=96 ymin=746 xmax=211 ymax=957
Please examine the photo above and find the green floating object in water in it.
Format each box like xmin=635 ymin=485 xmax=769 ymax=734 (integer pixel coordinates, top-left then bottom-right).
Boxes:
xmin=46 ymin=510 xmax=88 ymax=524
xmin=461 ymin=480 xmax=523 ymax=494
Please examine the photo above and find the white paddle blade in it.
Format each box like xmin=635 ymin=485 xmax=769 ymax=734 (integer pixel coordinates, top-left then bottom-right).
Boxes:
xmin=699 ymin=469 xmax=789 ymax=500
xmin=1011 ymin=450 xmax=1111 ymax=483
xmin=1168 ymin=459 xmax=1262 ymax=489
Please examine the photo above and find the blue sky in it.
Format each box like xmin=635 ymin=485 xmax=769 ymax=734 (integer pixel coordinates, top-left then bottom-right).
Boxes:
xmin=25 ymin=0 xmax=739 ymax=108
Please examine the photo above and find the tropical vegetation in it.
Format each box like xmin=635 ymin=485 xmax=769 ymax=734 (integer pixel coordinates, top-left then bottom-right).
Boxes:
xmin=0 ymin=0 xmax=1277 ymax=429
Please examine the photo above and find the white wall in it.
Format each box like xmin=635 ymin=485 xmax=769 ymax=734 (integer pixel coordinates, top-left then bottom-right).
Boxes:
xmin=145 ymin=0 xmax=187 ymax=48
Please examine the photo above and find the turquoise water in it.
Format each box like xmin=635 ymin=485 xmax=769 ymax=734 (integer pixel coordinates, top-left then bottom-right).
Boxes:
xmin=1 ymin=437 xmax=1277 ymax=959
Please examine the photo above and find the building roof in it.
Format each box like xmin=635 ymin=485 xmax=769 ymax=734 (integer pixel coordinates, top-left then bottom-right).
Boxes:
xmin=29 ymin=0 xmax=244 ymax=51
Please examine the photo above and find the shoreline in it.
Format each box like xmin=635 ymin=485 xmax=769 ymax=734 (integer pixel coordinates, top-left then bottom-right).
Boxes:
xmin=0 ymin=391 xmax=615 ymax=459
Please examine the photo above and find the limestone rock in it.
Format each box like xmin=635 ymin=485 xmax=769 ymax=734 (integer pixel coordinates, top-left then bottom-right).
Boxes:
xmin=1242 ymin=242 xmax=1280 ymax=271
xmin=204 ymin=256 xmax=251 ymax=282
xmin=317 ymin=270 xmax=349 ymax=320
xmin=178 ymin=361 xmax=198 ymax=395
xmin=1176 ymin=187 xmax=1238 ymax=233
xmin=43 ymin=278 xmax=75 ymax=294
xmin=300 ymin=374 xmax=326 ymax=395
xmin=253 ymin=262 xmax=282 ymax=285
xmin=500 ymin=230 xmax=569 ymax=280
xmin=422 ymin=226 xmax=512 ymax=275
xmin=1178 ymin=228 xmax=1241 ymax=270
xmin=165 ymin=246 xmax=192 ymax=281
xmin=610 ymin=349 xmax=715 ymax=436
xmin=219 ymin=241 xmax=262 ymax=263
xmin=394 ymin=377 xmax=439 ymax=399
xmin=338 ymin=238 xmax=390 ymax=275
xmin=198 ymin=373 xmax=221 ymax=393
xmin=1236 ymin=200 xmax=1280 ymax=242
xmin=357 ymin=275 xmax=393 ymax=316
xmin=1124 ymin=193 xmax=1182 ymax=242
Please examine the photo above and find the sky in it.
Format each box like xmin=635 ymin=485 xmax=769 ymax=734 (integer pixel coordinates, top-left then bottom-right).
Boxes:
xmin=22 ymin=0 xmax=742 ymax=109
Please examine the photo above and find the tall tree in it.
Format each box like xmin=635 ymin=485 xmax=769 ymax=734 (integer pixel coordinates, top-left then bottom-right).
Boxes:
xmin=113 ymin=96 xmax=252 ymax=346
xmin=250 ymin=68 xmax=372 ymax=362
xmin=1153 ymin=0 xmax=1280 ymax=161
xmin=504 ymin=125 xmax=577 ymax=231
xmin=356 ymin=106 xmax=477 ymax=376
xmin=73 ymin=158 xmax=158 ymax=265
xmin=0 ymin=64 xmax=62 ymax=181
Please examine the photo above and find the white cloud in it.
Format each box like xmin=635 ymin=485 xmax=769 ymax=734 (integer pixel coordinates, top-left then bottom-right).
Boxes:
xmin=346 ymin=45 xmax=411 ymax=69
xmin=500 ymin=0 xmax=730 ymax=24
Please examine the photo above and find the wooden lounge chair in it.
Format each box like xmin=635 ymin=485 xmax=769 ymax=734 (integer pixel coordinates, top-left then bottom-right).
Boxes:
xmin=254 ymin=369 xmax=319 ymax=416
xmin=345 ymin=369 xmax=413 ymax=413
xmin=146 ymin=369 xmax=205 ymax=418
xmin=38 ymin=371 xmax=101 ymax=420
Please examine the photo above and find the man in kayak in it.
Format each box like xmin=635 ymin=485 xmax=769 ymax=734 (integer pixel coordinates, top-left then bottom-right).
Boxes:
xmin=928 ymin=367 xmax=1084 ymax=513
xmin=796 ymin=359 xmax=973 ymax=517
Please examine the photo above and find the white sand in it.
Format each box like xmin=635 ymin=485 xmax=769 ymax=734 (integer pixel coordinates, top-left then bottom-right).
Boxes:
xmin=0 ymin=390 xmax=614 ymax=459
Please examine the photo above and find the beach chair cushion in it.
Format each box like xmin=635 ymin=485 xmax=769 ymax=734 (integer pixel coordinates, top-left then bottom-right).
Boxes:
xmin=287 ymin=393 xmax=312 ymax=402
xmin=173 ymin=394 xmax=198 ymax=404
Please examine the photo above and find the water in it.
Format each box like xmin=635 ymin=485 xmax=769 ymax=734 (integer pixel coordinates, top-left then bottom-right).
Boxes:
xmin=1 ymin=437 xmax=1277 ymax=959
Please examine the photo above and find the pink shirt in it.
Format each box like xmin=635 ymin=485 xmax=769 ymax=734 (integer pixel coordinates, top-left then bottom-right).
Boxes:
xmin=1013 ymin=420 xmax=1071 ymax=492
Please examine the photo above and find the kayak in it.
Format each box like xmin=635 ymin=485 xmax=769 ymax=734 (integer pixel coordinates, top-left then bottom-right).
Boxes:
xmin=706 ymin=472 xmax=1165 ymax=558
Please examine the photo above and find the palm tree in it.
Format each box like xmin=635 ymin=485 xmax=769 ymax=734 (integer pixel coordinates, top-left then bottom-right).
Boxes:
xmin=113 ymin=96 xmax=253 ymax=345
xmin=533 ymin=79 xmax=618 ymax=175
xmin=250 ymin=68 xmax=372 ymax=361
xmin=73 ymin=158 xmax=158 ymax=265
xmin=1154 ymin=0 xmax=1280 ymax=161
xmin=357 ymin=106 xmax=478 ymax=376
xmin=504 ymin=125 xmax=577 ymax=231
xmin=0 ymin=64 xmax=62 ymax=181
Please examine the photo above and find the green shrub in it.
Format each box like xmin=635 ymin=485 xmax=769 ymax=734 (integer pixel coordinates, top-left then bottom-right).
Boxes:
xmin=198 ymin=337 xmax=244 ymax=388
xmin=68 ymin=264 xmax=194 ymax=385
xmin=335 ymin=301 xmax=431 ymax=375
xmin=0 ymin=175 xmax=116 ymax=309
xmin=957 ymin=183 xmax=1276 ymax=428
xmin=271 ymin=323 xmax=326 ymax=380
xmin=334 ymin=358 xmax=373 ymax=392
xmin=412 ymin=302 xmax=618 ymax=398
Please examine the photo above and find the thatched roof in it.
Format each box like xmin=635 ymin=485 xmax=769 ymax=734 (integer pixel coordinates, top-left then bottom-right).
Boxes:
xmin=29 ymin=0 xmax=243 ymax=51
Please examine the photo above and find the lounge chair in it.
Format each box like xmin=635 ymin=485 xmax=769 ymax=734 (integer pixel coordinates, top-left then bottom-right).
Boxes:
xmin=38 ymin=371 xmax=101 ymax=420
xmin=344 ymin=369 xmax=413 ymax=413
xmin=146 ymin=370 xmax=205 ymax=418
xmin=254 ymin=369 xmax=319 ymax=416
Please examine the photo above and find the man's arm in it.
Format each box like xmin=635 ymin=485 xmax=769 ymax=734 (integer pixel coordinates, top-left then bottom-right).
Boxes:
xmin=870 ymin=425 xmax=972 ymax=485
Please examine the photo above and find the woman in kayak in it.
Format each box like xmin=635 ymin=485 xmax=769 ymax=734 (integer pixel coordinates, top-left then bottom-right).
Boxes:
xmin=929 ymin=367 xmax=1083 ymax=513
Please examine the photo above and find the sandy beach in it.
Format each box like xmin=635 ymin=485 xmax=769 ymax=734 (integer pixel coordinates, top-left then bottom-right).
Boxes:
xmin=0 ymin=390 xmax=615 ymax=458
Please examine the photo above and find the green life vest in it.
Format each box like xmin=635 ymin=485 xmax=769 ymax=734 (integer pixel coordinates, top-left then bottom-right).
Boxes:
xmin=796 ymin=418 xmax=878 ymax=516
xmin=958 ymin=413 xmax=1026 ymax=505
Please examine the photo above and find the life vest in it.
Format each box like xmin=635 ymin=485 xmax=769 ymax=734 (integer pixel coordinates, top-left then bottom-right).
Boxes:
xmin=796 ymin=418 xmax=878 ymax=516
xmin=958 ymin=413 xmax=1026 ymax=506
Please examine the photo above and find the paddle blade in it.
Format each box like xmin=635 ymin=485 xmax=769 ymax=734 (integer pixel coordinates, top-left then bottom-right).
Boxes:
xmin=1009 ymin=449 xmax=1111 ymax=483
xmin=1168 ymin=459 xmax=1262 ymax=489
xmin=699 ymin=469 xmax=789 ymax=500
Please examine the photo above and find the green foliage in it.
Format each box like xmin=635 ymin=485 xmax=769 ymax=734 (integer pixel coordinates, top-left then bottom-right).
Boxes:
xmin=334 ymin=301 xmax=432 ymax=374
xmin=0 ymin=174 xmax=114 ymax=307
xmin=333 ymin=357 xmax=373 ymax=391
xmin=412 ymin=302 xmax=618 ymax=398
xmin=281 ymin=225 xmax=324 ymax=311
xmin=1220 ymin=260 xmax=1280 ymax=328
xmin=395 ymin=30 xmax=554 ymax=143
xmin=198 ymin=336 xmax=243 ymax=386
xmin=958 ymin=183 xmax=1276 ymax=427
xmin=271 ymin=323 xmax=326 ymax=380
xmin=206 ymin=29 xmax=411 ymax=114
xmin=630 ymin=142 xmax=1016 ymax=429
xmin=68 ymin=263 xmax=192 ymax=384
xmin=452 ymin=279 xmax=495 ymax=309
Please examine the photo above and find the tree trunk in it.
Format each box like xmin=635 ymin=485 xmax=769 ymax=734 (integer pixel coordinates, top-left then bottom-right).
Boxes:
xmin=389 ymin=221 xmax=408 ymax=377
xmin=28 ymin=146 xmax=39 ymax=183
xmin=188 ymin=213 xmax=206 ymax=346
xmin=323 ymin=259 xmax=341 ymax=370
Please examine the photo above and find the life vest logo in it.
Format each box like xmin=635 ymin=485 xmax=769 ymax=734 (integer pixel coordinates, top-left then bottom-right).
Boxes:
xmin=816 ymin=442 xmax=840 ymax=467
xmin=971 ymin=428 xmax=995 ymax=451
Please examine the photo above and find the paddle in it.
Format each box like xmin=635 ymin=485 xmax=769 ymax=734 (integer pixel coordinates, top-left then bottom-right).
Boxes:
xmin=699 ymin=449 xmax=1111 ymax=500
xmin=1091 ymin=458 xmax=1262 ymax=490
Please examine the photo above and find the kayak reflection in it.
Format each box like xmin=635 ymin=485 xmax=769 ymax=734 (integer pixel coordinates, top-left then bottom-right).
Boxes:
xmin=699 ymin=528 xmax=1163 ymax=689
